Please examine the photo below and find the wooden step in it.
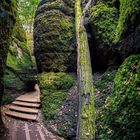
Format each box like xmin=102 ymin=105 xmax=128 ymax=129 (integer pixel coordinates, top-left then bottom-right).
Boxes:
xmin=12 ymin=101 xmax=40 ymax=108
xmin=9 ymin=105 xmax=39 ymax=114
xmin=5 ymin=111 xmax=37 ymax=120
xmin=16 ymin=97 xmax=40 ymax=103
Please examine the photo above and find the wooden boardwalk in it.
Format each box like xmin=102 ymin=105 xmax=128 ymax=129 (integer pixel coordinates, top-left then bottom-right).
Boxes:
xmin=1 ymin=117 xmax=64 ymax=140
xmin=2 ymin=84 xmax=64 ymax=140
xmin=5 ymin=84 xmax=40 ymax=121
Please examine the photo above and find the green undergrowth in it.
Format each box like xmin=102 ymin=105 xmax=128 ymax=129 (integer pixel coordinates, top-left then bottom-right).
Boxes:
xmin=94 ymin=70 xmax=116 ymax=109
xmin=4 ymin=69 xmax=24 ymax=90
xmin=98 ymin=54 xmax=140 ymax=139
xmin=1 ymin=95 xmax=14 ymax=105
xmin=4 ymin=16 xmax=33 ymax=90
xmin=38 ymin=72 xmax=76 ymax=121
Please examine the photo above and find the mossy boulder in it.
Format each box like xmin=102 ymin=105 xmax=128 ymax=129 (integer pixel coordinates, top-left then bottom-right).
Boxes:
xmin=98 ymin=54 xmax=140 ymax=139
xmin=34 ymin=0 xmax=76 ymax=72
xmin=38 ymin=72 xmax=77 ymax=139
xmin=0 ymin=0 xmax=17 ymax=101
xmin=89 ymin=0 xmax=140 ymax=69
xmin=4 ymin=17 xmax=33 ymax=90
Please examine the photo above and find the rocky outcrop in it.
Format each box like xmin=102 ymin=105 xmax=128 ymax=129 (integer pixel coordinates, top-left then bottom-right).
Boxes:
xmin=0 ymin=0 xmax=18 ymax=135
xmin=89 ymin=0 xmax=140 ymax=70
xmin=4 ymin=17 xmax=33 ymax=90
xmin=38 ymin=72 xmax=77 ymax=139
xmin=34 ymin=0 xmax=76 ymax=73
xmin=0 ymin=0 xmax=17 ymax=103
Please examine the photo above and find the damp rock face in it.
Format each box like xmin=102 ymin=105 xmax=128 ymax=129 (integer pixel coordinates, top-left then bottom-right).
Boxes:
xmin=34 ymin=0 xmax=76 ymax=73
xmin=0 ymin=0 xmax=18 ymax=100
xmin=4 ymin=17 xmax=33 ymax=90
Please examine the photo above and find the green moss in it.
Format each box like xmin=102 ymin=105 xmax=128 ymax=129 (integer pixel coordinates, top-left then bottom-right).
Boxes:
xmin=34 ymin=0 xmax=76 ymax=72
xmin=116 ymin=0 xmax=140 ymax=42
xmin=98 ymin=54 xmax=140 ymax=139
xmin=75 ymin=1 xmax=95 ymax=139
xmin=1 ymin=95 xmax=14 ymax=105
xmin=89 ymin=2 xmax=118 ymax=46
xmin=0 ymin=0 xmax=18 ymax=103
xmin=102 ymin=0 xmax=118 ymax=6
xmin=38 ymin=72 xmax=76 ymax=120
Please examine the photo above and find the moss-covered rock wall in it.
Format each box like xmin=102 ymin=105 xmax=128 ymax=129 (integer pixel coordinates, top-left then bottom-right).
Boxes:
xmin=89 ymin=2 xmax=118 ymax=68
xmin=34 ymin=0 xmax=76 ymax=72
xmin=0 ymin=0 xmax=18 ymax=134
xmin=98 ymin=54 xmax=140 ymax=139
xmin=0 ymin=0 xmax=17 ymax=103
xmin=4 ymin=17 xmax=33 ymax=90
xmin=116 ymin=0 xmax=140 ymax=59
xmin=89 ymin=0 xmax=140 ymax=69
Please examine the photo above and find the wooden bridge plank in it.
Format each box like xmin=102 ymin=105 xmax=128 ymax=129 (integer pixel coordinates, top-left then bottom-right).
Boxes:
xmin=5 ymin=111 xmax=37 ymax=120
xmin=16 ymin=97 xmax=40 ymax=103
xmin=12 ymin=101 xmax=40 ymax=108
xmin=9 ymin=105 xmax=39 ymax=114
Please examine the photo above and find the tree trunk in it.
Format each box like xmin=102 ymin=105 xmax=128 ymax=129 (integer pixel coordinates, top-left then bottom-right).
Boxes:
xmin=75 ymin=0 xmax=95 ymax=140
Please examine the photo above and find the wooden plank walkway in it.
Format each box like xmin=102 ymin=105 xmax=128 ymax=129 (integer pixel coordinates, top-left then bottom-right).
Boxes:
xmin=5 ymin=84 xmax=40 ymax=121
xmin=12 ymin=101 xmax=40 ymax=108
xmin=6 ymin=111 xmax=37 ymax=120
xmin=9 ymin=105 xmax=39 ymax=114
xmin=1 ymin=84 xmax=65 ymax=140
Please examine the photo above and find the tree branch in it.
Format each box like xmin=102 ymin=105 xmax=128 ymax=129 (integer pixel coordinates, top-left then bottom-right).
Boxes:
xmin=81 ymin=0 xmax=97 ymax=24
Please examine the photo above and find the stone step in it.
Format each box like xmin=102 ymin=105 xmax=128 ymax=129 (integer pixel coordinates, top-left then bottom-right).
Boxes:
xmin=9 ymin=105 xmax=39 ymax=114
xmin=12 ymin=101 xmax=40 ymax=108
xmin=16 ymin=96 xmax=40 ymax=103
xmin=5 ymin=111 xmax=37 ymax=121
